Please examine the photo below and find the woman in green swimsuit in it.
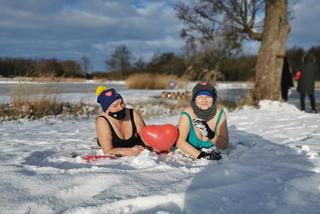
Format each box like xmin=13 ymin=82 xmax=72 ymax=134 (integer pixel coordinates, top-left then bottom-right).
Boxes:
xmin=176 ymin=82 xmax=229 ymax=160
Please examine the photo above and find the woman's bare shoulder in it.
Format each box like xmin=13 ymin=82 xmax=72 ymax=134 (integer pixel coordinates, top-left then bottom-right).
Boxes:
xmin=132 ymin=108 xmax=140 ymax=115
xmin=219 ymin=106 xmax=227 ymax=113
xmin=96 ymin=114 xmax=108 ymax=124
xmin=182 ymin=106 xmax=193 ymax=114
xmin=217 ymin=106 xmax=227 ymax=120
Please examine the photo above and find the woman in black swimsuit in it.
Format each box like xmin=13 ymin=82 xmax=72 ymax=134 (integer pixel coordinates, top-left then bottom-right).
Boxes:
xmin=95 ymin=87 xmax=146 ymax=156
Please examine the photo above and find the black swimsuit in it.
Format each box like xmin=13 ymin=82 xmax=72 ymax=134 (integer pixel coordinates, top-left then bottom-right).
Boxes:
xmin=97 ymin=109 xmax=144 ymax=148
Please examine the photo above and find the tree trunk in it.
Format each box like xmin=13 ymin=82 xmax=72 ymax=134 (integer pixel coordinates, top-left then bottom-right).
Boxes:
xmin=254 ymin=0 xmax=290 ymax=101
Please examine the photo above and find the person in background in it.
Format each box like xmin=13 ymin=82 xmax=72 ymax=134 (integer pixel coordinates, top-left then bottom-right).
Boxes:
xmin=176 ymin=82 xmax=228 ymax=160
xmin=279 ymin=56 xmax=294 ymax=102
xmin=297 ymin=52 xmax=318 ymax=113
xmin=95 ymin=86 xmax=146 ymax=156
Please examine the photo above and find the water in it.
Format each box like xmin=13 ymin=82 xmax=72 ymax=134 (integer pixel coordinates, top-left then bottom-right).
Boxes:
xmin=0 ymin=82 xmax=126 ymax=95
xmin=0 ymin=82 xmax=318 ymax=110
xmin=0 ymin=82 xmax=127 ymax=104
xmin=219 ymin=88 xmax=251 ymax=102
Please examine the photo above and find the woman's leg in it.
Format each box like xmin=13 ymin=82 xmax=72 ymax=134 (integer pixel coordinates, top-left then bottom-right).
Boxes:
xmin=309 ymin=94 xmax=316 ymax=111
xmin=300 ymin=93 xmax=305 ymax=111
xmin=281 ymin=87 xmax=288 ymax=102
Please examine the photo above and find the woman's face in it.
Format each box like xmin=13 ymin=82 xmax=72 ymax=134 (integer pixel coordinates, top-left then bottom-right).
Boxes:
xmin=195 ymin=95 xmax=214 ymax=110
xmin=107 ymin=99 xmax=125 ymax=113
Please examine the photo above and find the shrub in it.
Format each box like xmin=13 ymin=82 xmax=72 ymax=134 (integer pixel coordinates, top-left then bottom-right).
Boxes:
xmin=126 ymin=73 xmax=188 ymax=89
xmin=0 ymin=84 xmax=99 ymax=121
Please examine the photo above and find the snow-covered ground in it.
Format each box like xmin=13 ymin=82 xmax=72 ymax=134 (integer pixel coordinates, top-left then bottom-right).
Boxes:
xmin=1 ymin=84 xmax=320 ymax=214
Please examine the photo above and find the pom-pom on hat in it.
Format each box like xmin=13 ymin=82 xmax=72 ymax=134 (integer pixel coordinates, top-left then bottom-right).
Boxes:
xmin=96 ymin=86 xmax=123 ymax=112
xmin=96 ymin=86 xmax=107 ymax=96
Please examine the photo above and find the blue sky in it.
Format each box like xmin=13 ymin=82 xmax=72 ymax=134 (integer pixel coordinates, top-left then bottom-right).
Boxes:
xmin=0 ymin=0 xmax=319 ymax=71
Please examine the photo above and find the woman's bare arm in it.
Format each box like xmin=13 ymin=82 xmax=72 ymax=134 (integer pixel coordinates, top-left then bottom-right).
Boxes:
xmin=176 ymin=114 xmax=201 ymax=159
xmin=133 ymin=110 xmax=146 ymax=135
xmin=211 ymin=112 xmax=229 ymax=149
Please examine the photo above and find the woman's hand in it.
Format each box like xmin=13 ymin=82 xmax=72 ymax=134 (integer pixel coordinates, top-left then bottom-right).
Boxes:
xmin=103 ymin=145 xmax=145 ymax=156
xmin=128 ymin=145 xmax=144 ymax=156
xmin=192 ymin=118 xmax=215 ymax=139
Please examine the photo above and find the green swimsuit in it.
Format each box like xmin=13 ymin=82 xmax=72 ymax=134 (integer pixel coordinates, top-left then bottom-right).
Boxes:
xmin=181 ymin=108 xmax=224 ymax=149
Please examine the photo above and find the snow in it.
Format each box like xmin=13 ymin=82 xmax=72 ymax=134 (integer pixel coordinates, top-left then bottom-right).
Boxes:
xmin=1 ymin=84 xmax=320 ymax=214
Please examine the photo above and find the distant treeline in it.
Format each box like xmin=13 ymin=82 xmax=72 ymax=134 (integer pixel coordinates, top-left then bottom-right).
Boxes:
xmin=1 ymin=45 xmax=319 ymax=81
xmin=0 ymin=58 xmax=87 ymax=78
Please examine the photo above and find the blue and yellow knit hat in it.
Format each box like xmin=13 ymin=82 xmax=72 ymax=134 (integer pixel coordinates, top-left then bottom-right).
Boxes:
xmin=96 ymin=86 xmax=123 ymax=112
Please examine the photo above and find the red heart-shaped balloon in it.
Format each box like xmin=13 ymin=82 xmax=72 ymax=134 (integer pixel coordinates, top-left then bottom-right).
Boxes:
xmin=141 ymin=124 xmax=178 ymax=152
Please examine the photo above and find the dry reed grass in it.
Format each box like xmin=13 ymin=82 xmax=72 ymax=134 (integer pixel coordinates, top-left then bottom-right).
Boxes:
xmin=9 ymin=84 xmax=62 ymax=118
xmin=0 ymin=84 xmax=99 ymax=121
xmin=12 ymin=77 xmax=86 ymax=83
xmin=126 ymin=73 xmax=188 ymax=89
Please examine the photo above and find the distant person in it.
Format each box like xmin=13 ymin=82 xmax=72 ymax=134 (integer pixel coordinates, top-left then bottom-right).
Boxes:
xmin=168 ymin=80 xmax=178 ymax=89
xmin=95 ymin=86 xmax=147 ymax=156
xmin=297 ymin=52 xmax=317 ymax=113
xmin=176 ymin=82 xmax=228 ymax=160
xmin=280 ymin=56 xmax=294 ymax=102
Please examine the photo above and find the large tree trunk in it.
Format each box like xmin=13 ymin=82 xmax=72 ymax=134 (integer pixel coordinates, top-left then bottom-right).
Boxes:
xmin=254 ymin=0 xmax=290 ymax=101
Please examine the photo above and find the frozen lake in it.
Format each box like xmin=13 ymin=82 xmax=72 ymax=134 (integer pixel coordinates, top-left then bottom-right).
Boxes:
xmin=0 ymin=81 xmax=126 ymax=95
xmin=0 ymin=81 xmax=318 ymax=111
xmin=0 ymin=81 xmax=252 ymax=104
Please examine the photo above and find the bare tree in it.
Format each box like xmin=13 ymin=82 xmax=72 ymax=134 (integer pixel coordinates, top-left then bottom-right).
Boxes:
xmin=61 ymin=60 xmax=83 ymax=77
xmin=106 ymin=45 xmax=132 ymax=79
xmin=175 ymin=0 xmax=290 ymax=100
xmin=80 ymin=56 xmax=91 ymax=74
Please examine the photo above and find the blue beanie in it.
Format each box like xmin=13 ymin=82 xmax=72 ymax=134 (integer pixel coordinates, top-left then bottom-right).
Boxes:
xmin=97 ymin=88 xmax=123 ymax=112
xmin=192 ymin=82 xmax=217 ymax=101
xmin=195 ymin=90 xmax=214 ymax=98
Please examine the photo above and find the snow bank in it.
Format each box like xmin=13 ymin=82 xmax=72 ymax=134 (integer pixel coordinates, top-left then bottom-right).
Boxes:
xmin=1 ymin=99 xmax=320 ymax=213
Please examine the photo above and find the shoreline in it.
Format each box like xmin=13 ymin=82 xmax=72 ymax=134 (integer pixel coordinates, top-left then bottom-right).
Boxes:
xmin=0 ymin=77 xmax=319 ymax=89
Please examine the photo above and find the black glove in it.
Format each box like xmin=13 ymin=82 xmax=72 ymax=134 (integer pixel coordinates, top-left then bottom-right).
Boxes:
xmin=192 ymin=118 xmax=215 ymax=139
xmin=197 ymin=150 xmax=222 ymax=160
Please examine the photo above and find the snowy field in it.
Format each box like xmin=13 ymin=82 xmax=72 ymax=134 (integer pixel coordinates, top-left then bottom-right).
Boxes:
xmin=1 ymin=82 xmax=320 ymax=214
